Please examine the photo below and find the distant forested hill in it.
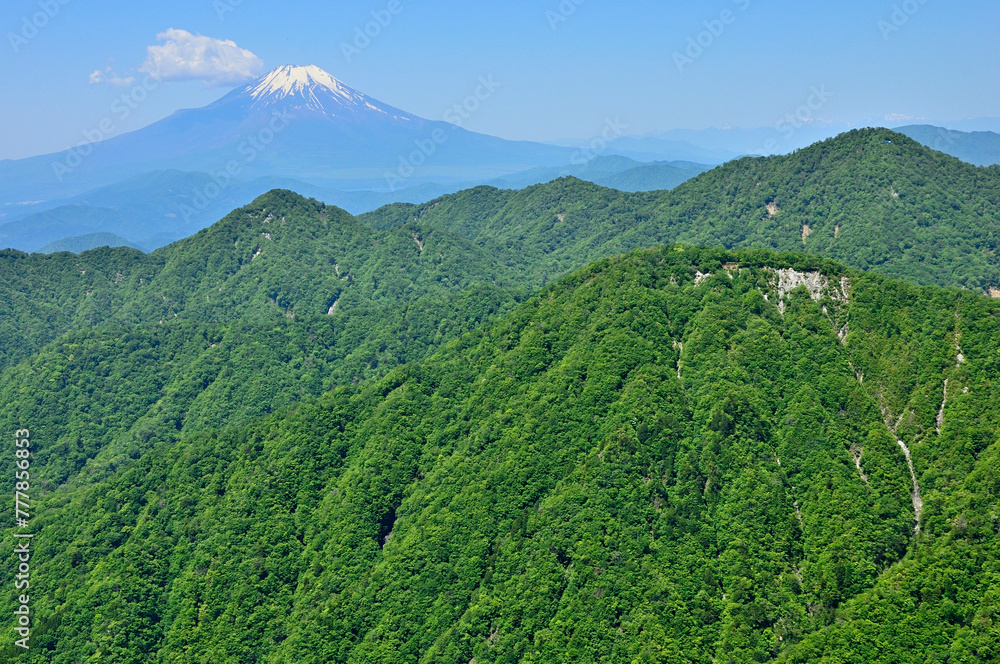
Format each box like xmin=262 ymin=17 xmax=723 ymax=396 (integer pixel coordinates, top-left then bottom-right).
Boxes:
xmin=0 ymin=191 xmax=523 ymax=488
xmin=364 ymin=128 xmax=1000 ymax=293
xmin=593 ymin=160 xmax=712 ymax=191
xmin=37 ymin=232 xmax=142 ymax=254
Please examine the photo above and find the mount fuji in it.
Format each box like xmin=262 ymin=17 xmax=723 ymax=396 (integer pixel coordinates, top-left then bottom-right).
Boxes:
xmin=0 ymin=65 xmax=574 ymax=207
xmin=242 ymin=65 xmax=415 ymax=117
xmin=0 ymin=65 xmax=586 ymax=251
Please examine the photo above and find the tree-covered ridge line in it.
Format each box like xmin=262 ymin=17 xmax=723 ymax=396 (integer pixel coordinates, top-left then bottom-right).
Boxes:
xmin=3 ymin=127 xmax=997 ymax=397
xmin=1 ymin=127 xmax=997 ymax=510
xmin=2 ymin=245 xmax=997 ymax=662
xmin=0 ymin=191 xmax=517 ymax=373
xmin=363 ymin=128 xmax=1000 ymax=294
xmin=0 ymin=128 xmax=997 ymax=661
xmin=0 ymin=192 xmax=532 ymax=492
xmin=5 ymin=127 xmax=997 ymax=379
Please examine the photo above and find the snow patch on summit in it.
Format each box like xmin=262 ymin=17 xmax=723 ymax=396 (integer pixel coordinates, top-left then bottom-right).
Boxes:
xmin=245 ymin=65 xmax=389 ymax=116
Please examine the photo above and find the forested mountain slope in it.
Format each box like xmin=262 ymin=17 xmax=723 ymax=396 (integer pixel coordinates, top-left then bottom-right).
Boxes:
xmin=4 ymin=128 xmax=1000 ymax=511
xmin=1 ymin=128 xmax=999 ymax=662
xmin=0 ymin=191 xmax=523 ymax=488
xmin=363 ymin=128 xmax=1000 ymax=293
xmin=7 ymin=127 xmax=997 ymax=377
xmin=2 ymin=246 xmax=997 ymax=662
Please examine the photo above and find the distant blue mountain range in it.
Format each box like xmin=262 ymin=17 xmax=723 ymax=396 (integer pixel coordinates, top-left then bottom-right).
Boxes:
xmin=897 ymin=125 xmax=1000 ymax=166
xmin=15 ymin=65 xmax=991 ymax=254
xmin=0 ymin=65 xmax=719 ymax=252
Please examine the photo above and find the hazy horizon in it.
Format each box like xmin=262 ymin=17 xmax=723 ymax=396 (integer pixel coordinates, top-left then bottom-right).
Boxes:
xmin=2 ymin=0 xmax=998 ymax=160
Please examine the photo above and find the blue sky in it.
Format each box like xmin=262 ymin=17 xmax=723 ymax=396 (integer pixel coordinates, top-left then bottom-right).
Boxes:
xmin=1 ymin=0 xmax=998 ymax=160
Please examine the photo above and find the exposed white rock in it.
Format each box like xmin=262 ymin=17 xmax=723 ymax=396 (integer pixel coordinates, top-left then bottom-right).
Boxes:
xmin=896 ymin=438 xmax=924 ymax=533
xmin=767 ymin=269 xmax=850 ymax=326
xmin=849 ymin=444 xmax=869 ymax=484
xmin=882 ymin=404 xmax=923 ymax=534
xmin=770 ymin=269 xmax=849 ymax=303
xmin=955 ymin=331 xmax=966 ymax=365
xmin=936 ymin=379 xmax=948 ymax=435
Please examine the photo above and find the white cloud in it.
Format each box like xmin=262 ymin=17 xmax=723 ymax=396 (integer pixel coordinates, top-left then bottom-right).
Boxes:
xmin=89 ymin=67 xmax=136 ymax=87
xmin=140 ymin=29 xmax=265 ymax=86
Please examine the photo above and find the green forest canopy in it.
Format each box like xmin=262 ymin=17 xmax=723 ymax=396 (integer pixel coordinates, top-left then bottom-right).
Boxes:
xmin=1 ymin=246 xmax=997 ymax=662
xmin=0 ymin=128 xmax=998 ymax=661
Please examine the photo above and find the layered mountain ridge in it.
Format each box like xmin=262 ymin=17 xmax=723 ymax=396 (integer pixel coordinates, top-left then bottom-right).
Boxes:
xmin=365 ymin=128 xmax=1000 ymax=293
xmin=0 ymin=127 xmax=998 ymax=662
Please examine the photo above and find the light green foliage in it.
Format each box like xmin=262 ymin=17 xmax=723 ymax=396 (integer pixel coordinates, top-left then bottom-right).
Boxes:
xmin=0 ymin=191 xmax=522 ymax=489
xmin=2 ymin=246 xmax=997 ymax=662
xmin=1 ymin=130 xmax=999 ymax=662
xmin=364 ymin=129 xmax=1000 ymax=292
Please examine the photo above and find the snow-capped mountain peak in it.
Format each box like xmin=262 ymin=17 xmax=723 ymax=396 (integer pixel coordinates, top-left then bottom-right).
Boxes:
xmin=248 ymin=65 xmax=349 ymax=101
xmin=242 ymin=65 xmax=391 ymax=117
